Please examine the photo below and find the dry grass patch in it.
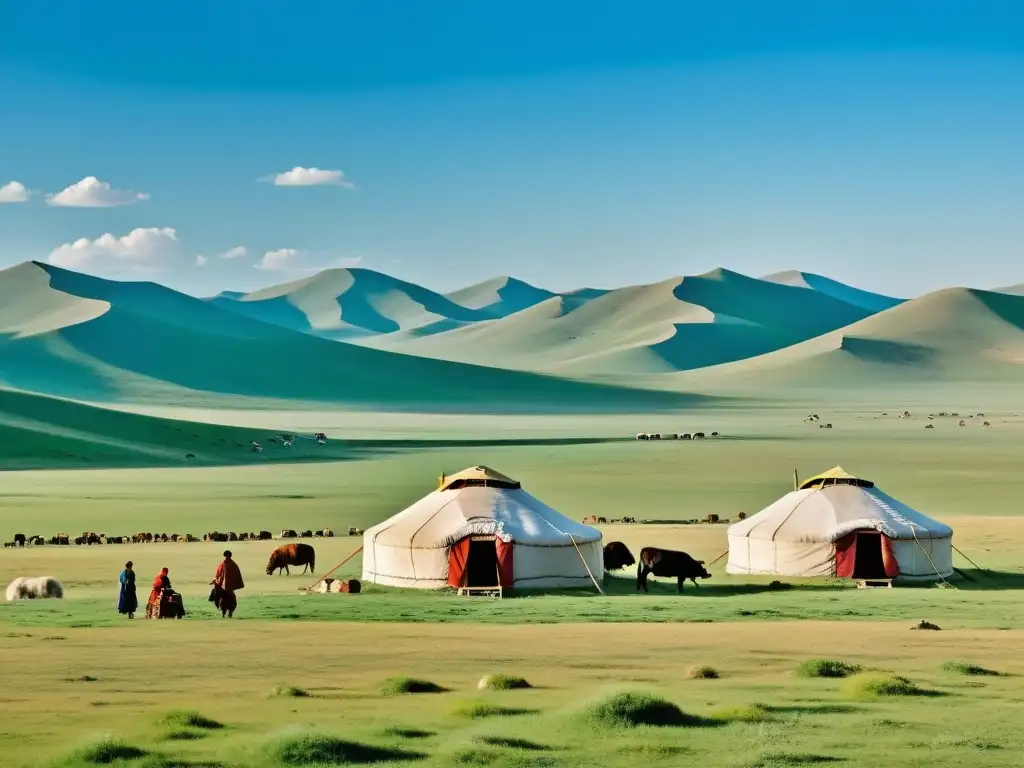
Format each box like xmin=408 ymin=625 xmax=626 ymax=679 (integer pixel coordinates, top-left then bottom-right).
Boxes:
xmin=270 ymin=684 xmax=310 ymax=699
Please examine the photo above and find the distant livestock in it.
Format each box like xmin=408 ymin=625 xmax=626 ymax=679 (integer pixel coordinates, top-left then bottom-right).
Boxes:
xmin=694 ymin=432 xmax=705 ymax=439
xmin=6 ymin=577 xmax=64 ymax=601
xmin=637 ymin=548 xmax=712 ymax=593
xmin=13 ymin=534 xmax=25 ymax=547
xmin=267 ymin=543 xmax=316 ymax=576
xmin=635 ymin=432 xmax=649 ymax=440
xmin=603 ymin=541 xmax=636 ymax=571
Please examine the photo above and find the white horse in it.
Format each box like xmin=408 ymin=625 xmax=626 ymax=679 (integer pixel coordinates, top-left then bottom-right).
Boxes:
xmin=6 ymin=576 xmax=64 ymax=601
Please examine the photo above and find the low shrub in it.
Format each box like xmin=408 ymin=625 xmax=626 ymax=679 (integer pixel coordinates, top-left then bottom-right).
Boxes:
xmin=64 ymin=737 xmax=147 ymax=765
xmin=796 ymin=660 xmax=862 ymax=679
xmin=381 ymin=676 xmax=447 ymax=695
xmin=577 ymin=691 xmax=708 ymax=728
xmin=450 ymin=701 xmax=533 ymax=719
xmin=270 ymin=684 xmax=310 ymax=698
xmin=477 ymin=674 xmax=531 ymax=691
xmin=841 ymin=672 xmax=929 ymax=699
xmin=269 ymin=733 xmax=423 ymax=765
xmin=160 ymin=711 xmax=223 ymax=730
xmin=942 ymin=661 xmax=1000 ymax=677
xmin=687 ymin=665 xmax=719 ymax=679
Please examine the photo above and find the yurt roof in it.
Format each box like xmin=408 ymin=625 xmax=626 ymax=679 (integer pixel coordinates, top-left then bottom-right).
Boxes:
xmin=439 ymin=465 xmax=520 ymax=491
xmin=799 ymin=466 xmax=874 ymax=489
xmin=365 ymin=474 xmax=600 ymax=549
xmin=728 ymin=475 xmax=952 ymax=543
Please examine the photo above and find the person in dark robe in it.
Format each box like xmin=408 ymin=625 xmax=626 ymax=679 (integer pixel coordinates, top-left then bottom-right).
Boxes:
xmin=211 ymin=550 xmax=244 ymax=618
xmin=146 ymin=567 xmax=186 ymax=618
xmin=117 ymin=561 xmax=137 ymax=618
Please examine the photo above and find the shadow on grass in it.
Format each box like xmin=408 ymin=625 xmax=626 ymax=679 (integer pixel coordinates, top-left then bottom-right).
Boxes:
xmin=593 ymin=576 xmax=851 ymax=598
xmin=766 ymin=704 xmax=861 ymax=715
xmin=475 ymin=736 xmax=552 ymax=751
xmin=947 ymin=570 xmax=1024 ymax=591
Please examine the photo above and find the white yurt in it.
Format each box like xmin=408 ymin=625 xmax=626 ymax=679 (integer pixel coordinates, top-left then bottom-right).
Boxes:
xmin=362 ymin=466 xmax=604 ymax=590
xmin=726 ymin=466 xmax=953 ymax=582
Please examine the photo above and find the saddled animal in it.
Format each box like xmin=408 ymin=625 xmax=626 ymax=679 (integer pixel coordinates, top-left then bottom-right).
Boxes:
xmin=637 ymin=547 xmax=712 ymax=593
xmin=603 ymin=541 xmax=636 ymax=571
xmin=266 ymin=543 xmax=315 ymax=576
xmin=13 ymin=533 xmax=25 ymax=547
xmin=6 ymin=576 xmax=64 ymax=601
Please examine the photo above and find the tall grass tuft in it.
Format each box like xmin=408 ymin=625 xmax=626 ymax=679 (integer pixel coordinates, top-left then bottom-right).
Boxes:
xmin=942 ymin=661 xmax=1001 ymax=677
xmin=60 ymin=737 xmax=147 ymax=765
xmin=381 ymin=676 xmax=447 ymax=695
xmin=841 ymin=672 xmax=931 ymax=699
xmin=477 ymin=673 xmax=531 ymax=691
xmin=268 ymin=732 xmax=424 ymax=765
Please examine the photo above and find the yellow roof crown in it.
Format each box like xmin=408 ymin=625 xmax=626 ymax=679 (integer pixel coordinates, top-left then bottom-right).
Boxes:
xmin=799 ymin=466 xmax=874 ymax=490
xmin=439 ymin=465 xmax=521 ymax=491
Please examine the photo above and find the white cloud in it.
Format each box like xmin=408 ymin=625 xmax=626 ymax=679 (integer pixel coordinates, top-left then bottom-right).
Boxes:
xmin=264 ymin=167 xmax=354 ymax=188
xmin=257 ymin=248 xmax=302 ymax=271
xmin=219 ymin=245 xmax=247 ymax=260
xmin=46 ymin=176 xmax=150 ymax=207
xmin=0 ymin=181 xmax=31 ymax=203
xmin=196 ymin=254 xmax=209 ymax=267
xmin=256 ymin=248 xmax=363 ymax=273
xmin=48 ymin=227 xmax=180 ymax=274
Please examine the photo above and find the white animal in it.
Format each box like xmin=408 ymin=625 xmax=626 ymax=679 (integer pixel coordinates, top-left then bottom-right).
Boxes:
xmin=6 ymin=576 xmax=64 ymax=601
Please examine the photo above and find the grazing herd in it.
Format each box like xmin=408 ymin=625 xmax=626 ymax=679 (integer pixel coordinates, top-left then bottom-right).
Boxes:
xmin=3 ymin=528 xmax=345 ymax=548
xmin=602 ymin=541 xmax=712 ymax=593
xmin=635 ymin=431 xmax=719 ymax=440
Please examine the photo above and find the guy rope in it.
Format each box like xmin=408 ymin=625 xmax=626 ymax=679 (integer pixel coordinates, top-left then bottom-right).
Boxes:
xmin=302 ymin=545 xmax=363 ymax=592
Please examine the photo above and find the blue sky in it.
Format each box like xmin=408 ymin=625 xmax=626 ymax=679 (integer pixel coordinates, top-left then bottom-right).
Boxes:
xmin=1 ymin=1 xmax=1022 ymax=297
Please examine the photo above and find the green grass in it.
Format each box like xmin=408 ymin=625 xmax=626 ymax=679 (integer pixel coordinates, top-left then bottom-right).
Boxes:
xmin=942 ymin=661 xmax=1002 ymax=676
xmin=57 ymin=737 xmax=147 ymax=765
xmin=576 ymin=691 xmax=710 ymax=728
xmin=841 ymin=673 xmax=932 ymax=699
xmin=797 ymin=659 xmax=863 ymax=679
xmin=476 ymin=674 xmax=530 ymax=691
xmin=381 ymin=677 xmax=447 ymax=695
xmin=709 ymin=703 xmax=775 ymax=723
xmin=267 ymin=732 xmax=425 ymax=765
xmin=159 ymin=711 xmax=223 ymax=731
xmin=450 ymin=701 xmax=535 ymax=719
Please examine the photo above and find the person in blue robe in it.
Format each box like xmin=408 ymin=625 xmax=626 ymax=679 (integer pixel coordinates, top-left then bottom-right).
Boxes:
xmin=118 ymin=561 xmax=138 ymax=618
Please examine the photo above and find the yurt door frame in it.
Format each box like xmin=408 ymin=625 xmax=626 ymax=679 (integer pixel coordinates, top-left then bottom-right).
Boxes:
xmin=447 ymin=535 xmax=514 ymax=588
xmin=835 ymin=530 xmax=900 ymax=580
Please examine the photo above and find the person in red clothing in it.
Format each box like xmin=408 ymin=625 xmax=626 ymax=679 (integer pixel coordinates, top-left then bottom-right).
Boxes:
xmin=211 ymin=550 xmax=244 ymax=618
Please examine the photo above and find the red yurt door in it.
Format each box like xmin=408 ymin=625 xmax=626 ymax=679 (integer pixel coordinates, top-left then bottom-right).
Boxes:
xmin=835 ymin=530 xmax=900 ymax=579
xmin=447 ymin=536 xmax=514 ymax=588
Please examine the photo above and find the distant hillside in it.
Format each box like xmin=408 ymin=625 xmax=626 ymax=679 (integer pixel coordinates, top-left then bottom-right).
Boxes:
xmin=0 ymin=262 xmax=700 ymax=412
xmin=762 ymin=270 xmax=904 ymax=312
xmin=444 ymin=276 xmax=556 ymax=318
xmin=0 ymin=387 xmax=349 ymax=470
xmin=208 ymin=267 xmax=489 ymax=341
xmin=995 ymin=283 xmax=1024 ymax=296
xmin=676 ymin=287 xmax=1024 ymax=389
xmin=366 ymin=268 xmax=876 ymax=374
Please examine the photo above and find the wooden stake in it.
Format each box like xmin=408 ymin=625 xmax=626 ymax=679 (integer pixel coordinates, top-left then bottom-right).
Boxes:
xmin=705 ymin=548 xmax=729 ymax=569
xmin=304 ymin=545 xmax=363 ymax=592
xmin=793 ymin=468 xmax=799 ymax=491
xmin=952 ymin=545 xmax=986 ymax=572
xmin=569 ymin=535 xmax=603 ymax=594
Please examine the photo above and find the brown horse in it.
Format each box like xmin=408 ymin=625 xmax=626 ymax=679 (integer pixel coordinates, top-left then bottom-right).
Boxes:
xmin=266 ymin=543 xmax=315 ymax=575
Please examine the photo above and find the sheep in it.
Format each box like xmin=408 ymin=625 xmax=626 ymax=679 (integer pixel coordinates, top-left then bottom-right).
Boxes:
xmin=6 ymin=576 xmax=64 ymax=601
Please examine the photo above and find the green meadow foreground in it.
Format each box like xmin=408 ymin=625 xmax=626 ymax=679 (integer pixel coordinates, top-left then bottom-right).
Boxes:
xmin=2 ymin=411 xmax=1024 ymax=766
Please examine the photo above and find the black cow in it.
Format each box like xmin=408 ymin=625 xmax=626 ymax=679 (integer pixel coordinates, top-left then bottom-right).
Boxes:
xmin=603 ymin=541 xmax=636 ymax=571
xmin=637 ymin=547 xmax=712 ymax=593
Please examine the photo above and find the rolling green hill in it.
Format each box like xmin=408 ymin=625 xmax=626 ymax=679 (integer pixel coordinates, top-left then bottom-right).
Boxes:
xmin=0 ymin=386 xmax=350 ymax=469
xmin=0 ymin=262 xmax=699 ymax=412
xmin=365 ymin=268 xmax=876 ymax=374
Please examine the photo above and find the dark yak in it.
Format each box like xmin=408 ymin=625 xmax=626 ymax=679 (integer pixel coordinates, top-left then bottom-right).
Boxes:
xmin=637 ymin=547 xmax=712 ymax=593
xmin=603 ymin=541 xmax=636 ymax=571
xmin=266 ymin=543 xmax=316 ymax=576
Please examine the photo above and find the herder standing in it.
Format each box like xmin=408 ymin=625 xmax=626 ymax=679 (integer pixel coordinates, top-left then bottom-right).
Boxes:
xmin=211 ymin=550 xmax=244 ymax=618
